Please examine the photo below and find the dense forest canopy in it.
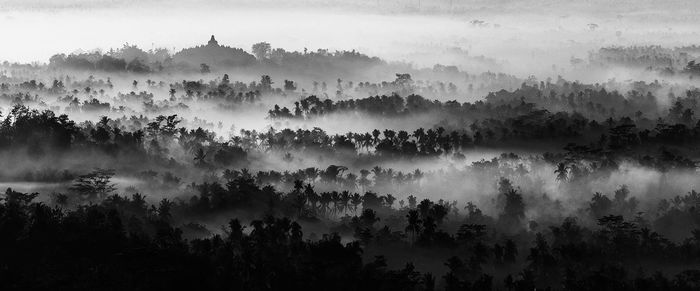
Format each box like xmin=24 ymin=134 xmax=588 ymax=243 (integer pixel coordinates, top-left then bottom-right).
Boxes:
xmin=3 ymin=1 xmax=700 ymax=290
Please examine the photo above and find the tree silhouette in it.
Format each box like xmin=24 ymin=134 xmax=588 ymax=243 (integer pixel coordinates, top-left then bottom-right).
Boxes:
xmin=69 ymin=168 xmax=117 ymax=200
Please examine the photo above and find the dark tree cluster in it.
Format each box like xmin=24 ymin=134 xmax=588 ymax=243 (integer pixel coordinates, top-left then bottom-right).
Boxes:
xmin=4 ymin=173 xmax=700 ymax=290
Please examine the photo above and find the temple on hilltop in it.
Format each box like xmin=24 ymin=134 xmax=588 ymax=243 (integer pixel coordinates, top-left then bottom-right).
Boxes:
xmin=171 ymin=34 xmax=256 ymax=67
xmin=207 ymin=35 xmax=219 ymax=47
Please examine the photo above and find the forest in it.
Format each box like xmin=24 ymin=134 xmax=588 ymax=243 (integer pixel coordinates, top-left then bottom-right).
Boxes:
xmin=3 ymin=0 xmax=700 ymax=290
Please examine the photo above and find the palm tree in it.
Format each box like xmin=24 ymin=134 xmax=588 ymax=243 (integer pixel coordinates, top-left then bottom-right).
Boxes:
xmin=351 ymin=193 xmax=362 ymax=214
xmin=358 ymin=169 xmax=371 ymax=192
xmin=555 ymin=162 xmax=568 ymax=181
xmin=340 ymin=191 xmax=351 ymax=215
xmin=194 ymin=148 xmax=207 ymax=167
xmin=372 ymin=129 xmax=381 ymax=144
xmin=304 ymin=167 xmax=319 ymax=183
xmin=331 ymin=191 xmax=341 ymax=217
xmin=320 ymin=192 xmax=332 ymax=217
xmin=304 ymin=184 xmax=318 ymax=215
xmin=405 ymin=209 xmax=422 ymax=243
